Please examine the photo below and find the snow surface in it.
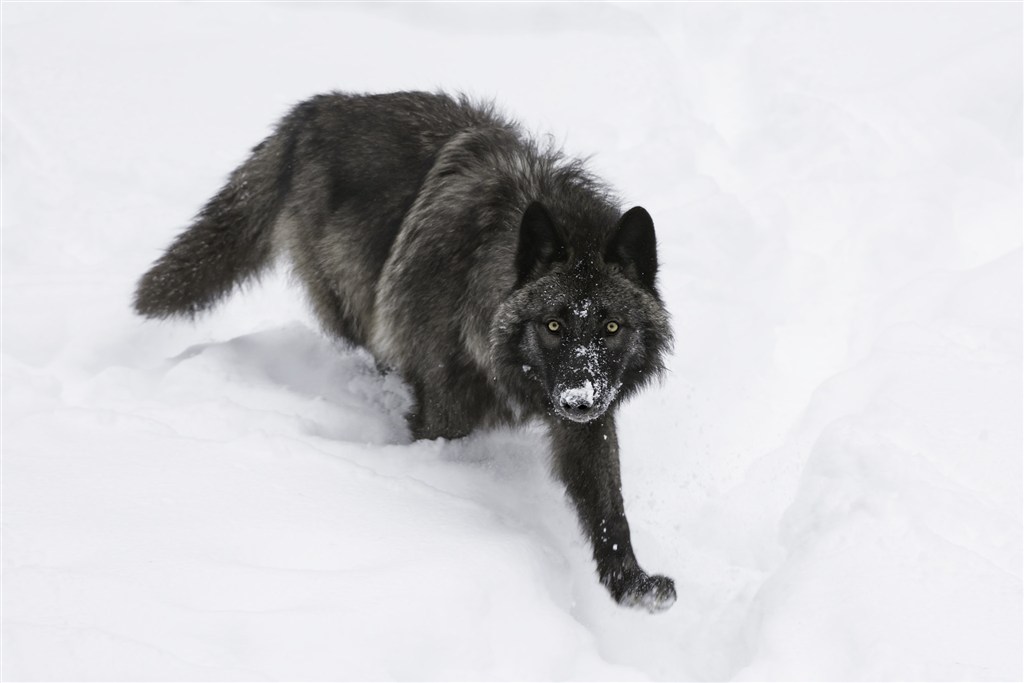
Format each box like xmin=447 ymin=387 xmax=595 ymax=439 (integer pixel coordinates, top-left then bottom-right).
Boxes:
xmin=2 ymin=3 xmax=1021 ymax=680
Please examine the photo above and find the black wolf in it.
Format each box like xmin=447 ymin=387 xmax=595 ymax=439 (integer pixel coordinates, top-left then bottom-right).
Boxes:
xmin=134 ymin=91 xmax=675 ymax=612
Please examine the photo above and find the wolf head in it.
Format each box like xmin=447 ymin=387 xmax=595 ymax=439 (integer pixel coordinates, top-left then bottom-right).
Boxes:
xmin=493 ymin=202 xmax=672 ymax=423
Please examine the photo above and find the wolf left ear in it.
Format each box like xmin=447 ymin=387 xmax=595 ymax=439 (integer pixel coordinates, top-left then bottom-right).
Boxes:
xmin=606 ymin=206 xmax=658 ymax=291
xmin=516 ymin=201 xmax=568 ymax=284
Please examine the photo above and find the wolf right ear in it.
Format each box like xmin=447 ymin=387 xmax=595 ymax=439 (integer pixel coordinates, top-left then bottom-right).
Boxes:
xmin=516 ymin=201 xmax=568 ymax=284
xmin=606 ymin=206 xmax=658 ymax=292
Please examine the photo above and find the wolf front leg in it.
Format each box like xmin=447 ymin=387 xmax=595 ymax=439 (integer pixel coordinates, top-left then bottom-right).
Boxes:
xmin=549 ymin=413 xmax=676 ymax=612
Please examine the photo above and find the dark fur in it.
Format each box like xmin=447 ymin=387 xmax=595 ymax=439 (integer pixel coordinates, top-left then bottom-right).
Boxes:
xmin=135 ymin=91 xmax=675 ymax=611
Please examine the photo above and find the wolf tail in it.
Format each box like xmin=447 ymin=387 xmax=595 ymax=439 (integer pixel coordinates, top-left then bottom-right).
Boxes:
xmin=132 ymin=108 xmax=305 ymax=319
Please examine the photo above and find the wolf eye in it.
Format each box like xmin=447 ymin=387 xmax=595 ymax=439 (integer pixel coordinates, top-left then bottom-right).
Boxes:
xmin=546 ymin=320 xmax=561 ymax=333
xmin=605 ymin=321 xmax=620 ymax=334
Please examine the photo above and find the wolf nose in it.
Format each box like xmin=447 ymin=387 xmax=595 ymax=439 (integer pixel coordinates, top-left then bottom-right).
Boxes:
xmin=560 ymin=396 xmax=594 ymax=413
xmin=559 ymin=382 xmax=596 ymax=416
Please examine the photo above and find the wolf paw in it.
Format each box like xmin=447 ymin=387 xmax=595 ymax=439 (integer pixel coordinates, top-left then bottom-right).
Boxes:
xmin=615 ymin=573 xmax=676 ymax=613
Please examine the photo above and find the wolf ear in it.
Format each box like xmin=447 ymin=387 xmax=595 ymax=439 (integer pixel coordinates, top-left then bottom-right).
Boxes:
xmin=516 ymin=201 xmax=567 ymax=284
xmin=606 ymin=206 xmax=658 ymax=291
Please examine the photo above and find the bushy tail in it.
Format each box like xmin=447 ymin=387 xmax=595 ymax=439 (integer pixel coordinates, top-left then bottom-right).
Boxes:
xmin=133 ymin=120 xmax=299 ymax=319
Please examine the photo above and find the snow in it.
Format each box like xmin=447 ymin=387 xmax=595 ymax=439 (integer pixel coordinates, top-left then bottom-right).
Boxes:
xmin=573 ymin=299 xmax=593 ymax=319
xmin=2 ymin=2 xmax=1021 ymax=680
xmin=560 ymin=381 xmax=596 ymax=408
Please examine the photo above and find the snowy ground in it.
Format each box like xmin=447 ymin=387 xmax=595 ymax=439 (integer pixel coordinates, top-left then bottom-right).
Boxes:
xmin=2 ymin=3 xmax=1021 ymax=680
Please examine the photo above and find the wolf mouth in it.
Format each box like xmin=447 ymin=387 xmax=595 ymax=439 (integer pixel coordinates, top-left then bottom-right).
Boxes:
xmin=552 ymin=406 xmax=607 ymax=423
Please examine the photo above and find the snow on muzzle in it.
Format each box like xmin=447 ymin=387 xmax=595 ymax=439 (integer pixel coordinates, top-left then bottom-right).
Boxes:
xmin=549 ymin=342 xmax=621 ymax=422
xmin=552 ymin=378 xmax=614 ymax=421
xmin=553 ymin=377 xmax=618 ymax=423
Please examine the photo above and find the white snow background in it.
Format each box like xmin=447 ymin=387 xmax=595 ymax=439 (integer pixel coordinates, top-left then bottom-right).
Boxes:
xmin=2 ymin=3 xmax=1021 ymax=680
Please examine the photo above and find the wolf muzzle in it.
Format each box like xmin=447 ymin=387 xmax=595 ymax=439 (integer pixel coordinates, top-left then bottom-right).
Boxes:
xmin=553 ymin=380 xmax=613 ymax=422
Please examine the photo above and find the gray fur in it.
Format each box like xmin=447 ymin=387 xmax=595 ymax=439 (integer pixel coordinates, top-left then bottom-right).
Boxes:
xmin=134 ymin=91 xmax=675 ymax=612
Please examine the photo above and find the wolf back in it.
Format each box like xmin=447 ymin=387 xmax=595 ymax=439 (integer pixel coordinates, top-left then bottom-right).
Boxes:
xmin=134 ymin=91 xmax=676 ymax=612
